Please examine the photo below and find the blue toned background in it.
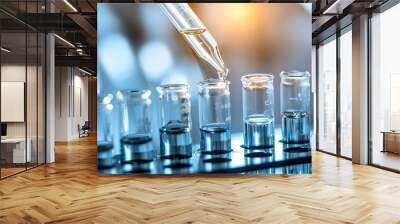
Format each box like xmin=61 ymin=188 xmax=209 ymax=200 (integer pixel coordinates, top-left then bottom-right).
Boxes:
xmin=97 ymin=3 xmax=312 ymax=153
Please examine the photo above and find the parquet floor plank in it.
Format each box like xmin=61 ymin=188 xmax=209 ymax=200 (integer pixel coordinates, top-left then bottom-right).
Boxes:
xmin=1 ymin=135 xmax=400 ymax=223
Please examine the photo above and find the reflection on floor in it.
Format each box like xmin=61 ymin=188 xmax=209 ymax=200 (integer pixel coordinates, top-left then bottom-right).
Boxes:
xmin=0 ymin=162 xmax=41 ymax=178
xmin=373 ymin=150 xmax=400 ymax=171
xmin=0 ymin=135 xmax=400 ymax=223
xmin=0 ymin=167 xmax=25 ymax=177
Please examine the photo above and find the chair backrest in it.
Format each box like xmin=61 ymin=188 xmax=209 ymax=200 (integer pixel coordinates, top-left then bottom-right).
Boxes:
xmin=82 ymin=121 xmax=90 ymax=129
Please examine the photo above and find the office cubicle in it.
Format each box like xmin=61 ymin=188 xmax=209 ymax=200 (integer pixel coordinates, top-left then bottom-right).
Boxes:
xmin=0 ymin=1 xmax=46 ymax=179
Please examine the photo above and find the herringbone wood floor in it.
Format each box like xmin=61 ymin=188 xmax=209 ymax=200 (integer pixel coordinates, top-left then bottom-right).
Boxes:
xmin=1 ymin=135 xmax=400 ymax=224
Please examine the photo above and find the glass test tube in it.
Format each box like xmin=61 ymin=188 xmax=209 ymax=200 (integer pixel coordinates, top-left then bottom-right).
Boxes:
xmin=157 ymin=84 xmax=192 ymax=159
xmin=241 ymin=74 xmax=275 ymax=148
xmin=280 ymin=71 xmax=311 ymax=144
xmin=97 ymin=94 xmax=115 ymax=168
xmin=198 ymin=79 xmax=231 ymax=153
xmin=117 ymin=89 xmax=154 ymax=162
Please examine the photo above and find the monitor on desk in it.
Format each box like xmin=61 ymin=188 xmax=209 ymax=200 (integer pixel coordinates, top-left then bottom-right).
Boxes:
xmin=1 ymin=123 xmax=7 ymax=138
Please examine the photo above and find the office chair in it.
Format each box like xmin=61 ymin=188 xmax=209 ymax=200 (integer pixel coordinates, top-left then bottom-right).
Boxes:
xmin=79 ymin=121 xmax=90 ymax=138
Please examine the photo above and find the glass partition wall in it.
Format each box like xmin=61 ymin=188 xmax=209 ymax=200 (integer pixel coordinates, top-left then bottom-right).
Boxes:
xmin=0 ymin=2 xmax=46 ymax=179
xmin=316 ymin=0 xmax=400 ymax=170
xmin=339 ymin=28 xmax=352 ymax=159
xmin=370 ymin=3 xmax=400 ymax=171
xmin=317 ymin=35 xmax=337 ymax=155
xmin=316 ymin=27 xmax=353 ymax=159
xmin=0 ymin=30 xmax=27 ymax=177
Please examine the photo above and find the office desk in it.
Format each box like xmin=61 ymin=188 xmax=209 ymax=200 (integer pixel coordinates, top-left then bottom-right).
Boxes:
xmin=382 ymin=131 xmax=400 ymax=154
xmin=1 ymin=138 xmax=31 ymax=163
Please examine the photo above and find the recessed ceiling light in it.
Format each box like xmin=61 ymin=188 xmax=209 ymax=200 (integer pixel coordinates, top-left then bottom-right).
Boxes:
xmin=54 ymin=34 xmax=75 ymax=48
xmin=63 ymin=0 xmax=78 ymax=12
xmin=323 ymin=0 xmax=354 ymax=15
xmin=78 ymin=67 xmax=93 ymax=76
xmin=1 ymin=47 xmax=11 ymax=53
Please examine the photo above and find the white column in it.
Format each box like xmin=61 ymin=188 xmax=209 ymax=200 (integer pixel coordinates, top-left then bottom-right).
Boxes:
xmin=352 ymin=14 xmax=369 ymax=164
xmin=45 ymin=0 xmax=56 ymax=163
xmin=46 ymin=33 xmax=55 ymax=163
xmin=311 ymin=45 xmax=317 ymax=150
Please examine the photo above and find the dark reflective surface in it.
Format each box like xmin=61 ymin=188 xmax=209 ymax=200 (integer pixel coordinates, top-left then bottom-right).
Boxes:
xmin=98 ymin=130 xmax=311 ymax=174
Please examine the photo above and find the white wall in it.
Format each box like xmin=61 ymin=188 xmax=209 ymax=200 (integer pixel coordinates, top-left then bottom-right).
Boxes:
xmin=72 ymin=73 xmax=89 ymax=138
xmin=54 ymin=67 xmax=89 ymax=141
xmin=54 ymin=66 xmax=69 ymax=141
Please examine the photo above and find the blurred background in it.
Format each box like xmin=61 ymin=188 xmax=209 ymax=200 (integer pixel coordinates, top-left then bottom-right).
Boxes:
xmin=98 ymin=3 xmax=312 ymax=150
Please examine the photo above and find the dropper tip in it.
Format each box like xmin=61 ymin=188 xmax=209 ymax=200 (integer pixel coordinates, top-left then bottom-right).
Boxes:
xmin=218 ymin=68 xmax=229 ymax=81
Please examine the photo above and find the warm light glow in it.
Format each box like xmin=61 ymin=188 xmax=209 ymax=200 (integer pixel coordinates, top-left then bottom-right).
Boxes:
xmin=228 ymin=5 xmax=253 ymax=19
xmin=198 ymin=4 xmax=262 ymax=43
xmin=216 ymin=4 xmax=258 ymax=28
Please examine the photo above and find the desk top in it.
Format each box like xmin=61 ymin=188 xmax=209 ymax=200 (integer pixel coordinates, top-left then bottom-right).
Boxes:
xmin=381 ymin=131 xmax=400 ymax=134
xmin=1 ymin=138 xmax=28 ymax=143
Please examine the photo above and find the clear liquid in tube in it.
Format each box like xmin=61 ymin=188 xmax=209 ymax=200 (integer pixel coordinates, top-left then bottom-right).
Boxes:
xmin=179 ymin=28 xmax=229 ymax=80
